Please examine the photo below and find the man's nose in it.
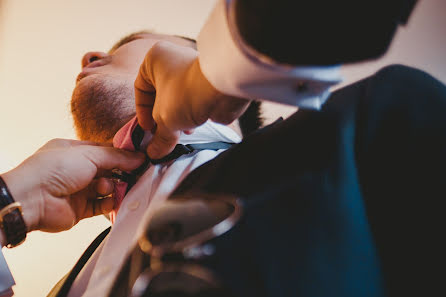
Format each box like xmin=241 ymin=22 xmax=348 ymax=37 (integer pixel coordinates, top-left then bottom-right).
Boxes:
xmin=81 ymin=52 xmax=108 ymax=68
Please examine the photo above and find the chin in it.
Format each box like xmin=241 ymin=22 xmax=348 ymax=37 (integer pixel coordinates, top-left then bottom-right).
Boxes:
xmin=71 ymin=74 xmax=136 ymax=142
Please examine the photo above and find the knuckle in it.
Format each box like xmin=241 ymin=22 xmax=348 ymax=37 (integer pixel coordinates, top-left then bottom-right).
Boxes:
xmin=157 ymin=110 xmax=169 ymax=125
xmin=47 ymin=138 xmax=63 ymax=146
xmin=190 ymin=112 xmax=208 ymax=127
xmin=157 ymin=133 xmax=176 ymax=146
xmin=136 ymin=67 xmax=152 ymax=89
xmin=154 ymin=110 xmax=171 ymax=129
xmin=78 ymin=146 xmax=99 ymax=163
xmin=152 ymin=112 xmax=163 ymax=126
xmin=150 ymin=40 xmax=171 ymax=54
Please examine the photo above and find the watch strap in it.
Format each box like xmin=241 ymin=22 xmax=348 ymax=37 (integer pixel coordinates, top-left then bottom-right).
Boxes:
xmin=0 ymin=177 xmax=27 ymax=248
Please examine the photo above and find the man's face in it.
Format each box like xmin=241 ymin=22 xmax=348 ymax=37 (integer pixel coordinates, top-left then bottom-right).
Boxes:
xmin=71 ymin=33 xmax=196 ymax=142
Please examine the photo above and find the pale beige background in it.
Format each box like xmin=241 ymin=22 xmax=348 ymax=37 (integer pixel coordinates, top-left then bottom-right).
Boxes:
xmin=0 ymin=0 xmax=444 ymax=296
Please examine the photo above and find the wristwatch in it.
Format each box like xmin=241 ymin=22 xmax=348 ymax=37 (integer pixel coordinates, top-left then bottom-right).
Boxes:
xmin=0 ymin=177 xmax=27 ymax=248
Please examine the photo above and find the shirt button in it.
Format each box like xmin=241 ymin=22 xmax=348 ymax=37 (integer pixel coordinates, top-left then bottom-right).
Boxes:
xmin=128 ymin=200 xmax=140 ymax=211
xmin=98 ymin=265 xmax=111 ymax=275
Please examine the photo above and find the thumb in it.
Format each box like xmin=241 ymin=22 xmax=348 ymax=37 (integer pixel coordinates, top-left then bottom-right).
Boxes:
xmin=81 ymin=146 xmax=146 ymax=172
xmin=135 ymin=74 xmax=156 ymax=131
xmin=147 ymin=123 xmax=180 ymax=159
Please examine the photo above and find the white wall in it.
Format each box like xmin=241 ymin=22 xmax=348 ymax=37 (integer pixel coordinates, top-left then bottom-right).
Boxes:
xmin=0 ymin=0 xmax=444 ymax=296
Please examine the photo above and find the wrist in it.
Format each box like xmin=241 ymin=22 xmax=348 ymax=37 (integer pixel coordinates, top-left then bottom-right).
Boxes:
xmin=1 ymin=167 xmax=41 ymax=232
xmin=188 ymin=57 xmax=225 ymax=121
xmin=192 ymin=57 xmax=251 ymax=125
xmin=192 ymin=57 xmax=222 ymax=102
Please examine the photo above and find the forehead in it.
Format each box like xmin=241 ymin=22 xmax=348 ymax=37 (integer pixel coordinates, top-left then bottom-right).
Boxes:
xmin=109 ymin=32 xmax=196 ymax=54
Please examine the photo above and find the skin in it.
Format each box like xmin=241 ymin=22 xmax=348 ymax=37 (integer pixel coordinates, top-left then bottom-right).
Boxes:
xmin=134 ymin=41 xmax=250 ymax=159
xmin=72 ymin=33 xmax=245 ymax=148
xmin=0 ymin=33 xmax=245 ymax=246
xmin=72 ymin=33 xmax=197 ymax=143
xmin=0 ymin=139 xmax=145 ymax=246
xmin=1 ymin=35 xmax=188 ymax=244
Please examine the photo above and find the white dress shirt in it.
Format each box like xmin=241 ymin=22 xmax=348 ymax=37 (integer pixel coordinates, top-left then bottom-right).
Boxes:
xmin=197 ymin=0 xmax=343 ymax=109
xmin=67 ymin=121 xmax=241 ymax=297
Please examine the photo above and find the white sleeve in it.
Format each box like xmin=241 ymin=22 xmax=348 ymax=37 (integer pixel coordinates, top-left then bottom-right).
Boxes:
xmin=0 ymin=248 xmax=14 ymax=297
xmin=197 ymin=0 xmax=343 ymax=110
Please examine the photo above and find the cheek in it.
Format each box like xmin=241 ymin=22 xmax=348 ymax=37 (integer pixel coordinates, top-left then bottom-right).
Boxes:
xmin=113 ymin=43 xmax=158 ymax=74
xmin=110 ymin=60 xmax=141 ymax=77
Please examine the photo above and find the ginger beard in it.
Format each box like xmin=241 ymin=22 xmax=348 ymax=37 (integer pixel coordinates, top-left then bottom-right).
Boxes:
xmin=71 ymin=74 xmax=136 ymax=142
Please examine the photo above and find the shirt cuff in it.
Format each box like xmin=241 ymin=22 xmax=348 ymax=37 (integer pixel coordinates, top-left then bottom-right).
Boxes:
xmin=197 ymin=0 xmax=343 ymax=110
xmin=0 ymin=248 xmax=15 ymax=296
xmin=0 ymin=288 xmax=13 ymax=297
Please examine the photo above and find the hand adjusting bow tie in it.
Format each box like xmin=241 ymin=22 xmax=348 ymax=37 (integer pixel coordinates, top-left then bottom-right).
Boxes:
xmin=109 ymin=118 xmax=235 ymax=224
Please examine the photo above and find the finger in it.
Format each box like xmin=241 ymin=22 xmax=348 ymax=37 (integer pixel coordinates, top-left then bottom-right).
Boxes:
xmin=95 ymin=177 xmax=114 ymax=196
xmin=135 ymin=87 xmax=156 ymax=131
xmin=74 ymin=178 xmax=114 ymax=199
xmin=81 ymin=146 xmax=146 ymax=172
xmin=39 ymin=138 xmax=108 ymax=152
xmin=95 ymin=169 xmax=114 ymax=179
xmin=183 ymin=129 xmax=195 ymax=135
xmin=85 ymin=197 xmax=115 ymax=218
xmin=70 ymin=140 xmax=112 ymax=147
xmin=146 ymin=123 xmax=180 ymax=159
xmin=76 ymin=179 xmax=100 ymax=199
xmin=68 ymin=179 xmax=114 ymax=220
xmin=135 ymin=53 xmax=157 ymax=131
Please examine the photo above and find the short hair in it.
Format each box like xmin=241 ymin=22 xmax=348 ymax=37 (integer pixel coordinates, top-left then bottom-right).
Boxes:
xmin=110 ymin=31 xmax=264 ymax=137
xmin=109 ymin=30 xmax=153 ymax=54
